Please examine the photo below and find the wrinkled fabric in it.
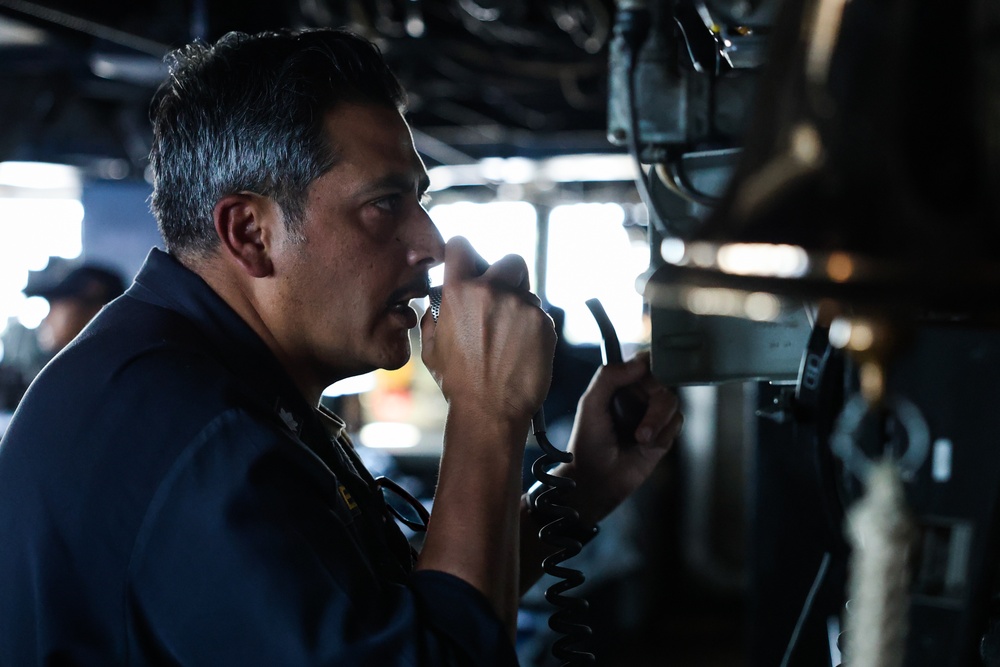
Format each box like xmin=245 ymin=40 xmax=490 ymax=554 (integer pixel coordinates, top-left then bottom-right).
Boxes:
xmin=0 ymin=247 xmax=517 ymax=667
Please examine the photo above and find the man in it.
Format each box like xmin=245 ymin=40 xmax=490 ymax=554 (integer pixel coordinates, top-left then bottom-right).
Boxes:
xmin=0 ymin=29 xmax=682 ymax=665
xmin=0 ymin=264 xmax=124 ymax=422
xmin=28 ymin=264 xmax=127 ymax=355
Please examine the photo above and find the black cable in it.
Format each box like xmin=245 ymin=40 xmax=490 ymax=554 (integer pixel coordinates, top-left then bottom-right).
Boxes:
xmin=530 ymin=414 xmax=595 ymax=667
xmin=660 ymin=150 xmax=724 ymax=206
xmin=621 ymin=15 xmax=669 ymax=237
xmin=780 ymin=551 xmax=833 ymax=667
xmin=585 ymin=299 xmax=646 ymax=441
xmin=527 ymin=296 xmax=647 ymax=666
xmin=585 ymin=298 xmax=623 ymax=365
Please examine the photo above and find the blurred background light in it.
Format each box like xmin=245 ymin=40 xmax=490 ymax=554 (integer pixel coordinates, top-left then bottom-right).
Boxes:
xmin=427 ymin=154 xmax=637 ymax=191
xmin=0 ymin=163 xmax=84 ymax=333
xmin=547 ymin=202 xmax=647 ymax=345
xmin=0 ymin=161 xmax=80 ymax=191
xmin=428 ymin=201 xmax=539 ymax=287
xmin=359 ymin=421 xmax=421 ymax=449
xmin=323 ymin=372 xmax=378 ymax=397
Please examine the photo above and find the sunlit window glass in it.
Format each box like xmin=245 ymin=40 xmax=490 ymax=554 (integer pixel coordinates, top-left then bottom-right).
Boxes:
xmin=428 ymin=201 xmax=538 ymax=287
xmin=546 ymin=202 xmax=647 ymax=345
xmin=0 ymin=184 xmax=83 ymax=335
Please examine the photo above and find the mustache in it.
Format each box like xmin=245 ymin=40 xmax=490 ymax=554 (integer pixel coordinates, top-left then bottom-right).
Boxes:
xmin=387 ymin=275 xmax=431 ymax=305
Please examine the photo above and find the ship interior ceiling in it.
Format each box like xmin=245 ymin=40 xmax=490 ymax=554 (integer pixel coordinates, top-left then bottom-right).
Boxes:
xmin=0 ymin=0 xmax=624 ymax=175
xmin=3 ymin=0 xmax=1000 ymax=666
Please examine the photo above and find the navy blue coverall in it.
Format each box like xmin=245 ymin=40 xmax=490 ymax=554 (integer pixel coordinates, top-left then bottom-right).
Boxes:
xmin=0 ymin=247 xmax=517 ymax=666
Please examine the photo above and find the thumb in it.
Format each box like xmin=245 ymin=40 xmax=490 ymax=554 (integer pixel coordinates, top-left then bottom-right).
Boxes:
xmin=420 ymin=305 xmax=436 ymax=349
xmin=586 ymin=354 xmax=650 ymax=403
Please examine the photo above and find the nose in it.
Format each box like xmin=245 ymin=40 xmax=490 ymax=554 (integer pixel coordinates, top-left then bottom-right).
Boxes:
xmin=406 ymin=205 xmax=445 ymax=269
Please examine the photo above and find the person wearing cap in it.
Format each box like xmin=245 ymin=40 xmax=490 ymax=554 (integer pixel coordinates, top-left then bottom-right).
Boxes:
xmin=0 ymin=265 xmax=125 ymax=423
xmin=27 ymin=265 xmax=126 ymax=354
xmin=0 ymin=29 xmax=682 ymax=666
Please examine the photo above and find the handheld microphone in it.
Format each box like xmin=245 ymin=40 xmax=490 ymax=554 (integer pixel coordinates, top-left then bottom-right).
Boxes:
xmin=427 ymin=286 xmax=444 ymax=323
xmin=427 ymin=255 xmax=491 ymax=323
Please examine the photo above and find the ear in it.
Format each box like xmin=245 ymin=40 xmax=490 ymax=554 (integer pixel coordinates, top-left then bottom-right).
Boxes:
xmin=213 ymin=193 xmax=276 ymax=278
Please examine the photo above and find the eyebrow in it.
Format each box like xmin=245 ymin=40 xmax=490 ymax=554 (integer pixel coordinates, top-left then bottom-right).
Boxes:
xmin=354 ymin=171 xmax=430 ymax=200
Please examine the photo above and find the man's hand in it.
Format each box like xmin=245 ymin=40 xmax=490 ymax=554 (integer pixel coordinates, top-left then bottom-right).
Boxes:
xmin=417 ymin=236 xmax=557 ymax=635
xmin=517 ymin=349 xmax=681 ymax=595
xmin=555 ymin=350 xmax=683 ymax=524
xmin=421 ymin=236 xmax=556 ymax=425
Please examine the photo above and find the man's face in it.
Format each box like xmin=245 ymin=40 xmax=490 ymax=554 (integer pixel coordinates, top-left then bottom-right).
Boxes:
xmin=265 ymin=103 xmax=444 ymax=394
xmin=38 ymin=299 xmax=101 ymax=353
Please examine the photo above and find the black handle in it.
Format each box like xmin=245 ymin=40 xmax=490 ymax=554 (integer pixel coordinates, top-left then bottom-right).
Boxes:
xmin=585 ymin=298 xmax=646 ymax=444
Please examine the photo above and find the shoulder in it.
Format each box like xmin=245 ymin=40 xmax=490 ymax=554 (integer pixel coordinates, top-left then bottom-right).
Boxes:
xmin=6 ymin=292 xmax=278 ymax=482
xmin=25 ymin=311 xmax=230 ymax=430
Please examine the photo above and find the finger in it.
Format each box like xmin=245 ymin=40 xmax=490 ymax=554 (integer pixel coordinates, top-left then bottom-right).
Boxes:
xmin=635 ymin=385 xmax=680 ymax=444
xmin=623 ymin=349 xmax=653 ymax=376
xmin=627 ymin=411 xmax=684 ymax=461
xmin=484 ymin=253 xmax=531 ymax=291
xmin=442 ymin=236 xmax=488 ymax=285
xmin=419 ymin=307 xmax=437 ymax=356
xmin=584 ymin=355 xmax=650 ymax=405
xmin=419 ymin=304 xmax=436 ymax=336
xmin=653 ymin=409 xmax=684 ymax=450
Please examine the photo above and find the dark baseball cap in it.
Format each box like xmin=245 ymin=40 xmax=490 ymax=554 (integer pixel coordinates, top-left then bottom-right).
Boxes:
xmin=25 ymin=265 xmax=126 ymax=305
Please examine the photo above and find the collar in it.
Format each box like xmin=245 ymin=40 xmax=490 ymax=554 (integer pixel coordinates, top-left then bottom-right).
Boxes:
xmin=126 ymin=247 xmax=317 ymax=436
xmin=316 ymin=405 xmax=348 ymax=440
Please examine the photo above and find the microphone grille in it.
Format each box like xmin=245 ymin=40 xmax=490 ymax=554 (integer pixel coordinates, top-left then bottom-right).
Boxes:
xmin=428 ymin=286 xmax=443 ymax=322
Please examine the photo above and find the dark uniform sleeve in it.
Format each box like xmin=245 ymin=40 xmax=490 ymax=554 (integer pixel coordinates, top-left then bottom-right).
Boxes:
xmin=124 ymin=409 xmax=518 ymax=667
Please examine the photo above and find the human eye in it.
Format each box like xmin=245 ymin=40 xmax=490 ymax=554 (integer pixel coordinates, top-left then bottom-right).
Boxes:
xmin=371 ymin=194 xmax=402 ymax=213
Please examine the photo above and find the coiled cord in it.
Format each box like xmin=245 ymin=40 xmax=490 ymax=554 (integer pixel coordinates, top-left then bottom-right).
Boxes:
xmin=528 ymin=296 xmax=633 ymax=666
xmin=530 ymin=411 xmax=595 ymax=666
xmin=430 ymin=279 xmax=607 ymax=665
